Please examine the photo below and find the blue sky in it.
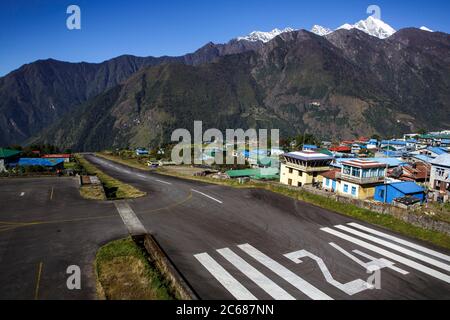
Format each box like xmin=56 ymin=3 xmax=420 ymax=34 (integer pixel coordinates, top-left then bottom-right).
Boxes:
xmin=1 ymin=0 xmax=449 ymax=76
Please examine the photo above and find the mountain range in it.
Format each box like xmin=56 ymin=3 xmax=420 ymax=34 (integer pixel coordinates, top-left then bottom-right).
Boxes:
xmin=1 ymin=17 xmax=449 ymax=151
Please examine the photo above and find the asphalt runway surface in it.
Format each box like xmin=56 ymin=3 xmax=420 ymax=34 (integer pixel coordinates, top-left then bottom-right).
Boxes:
xmin=1 ymin=154 xmax=450 ymax=300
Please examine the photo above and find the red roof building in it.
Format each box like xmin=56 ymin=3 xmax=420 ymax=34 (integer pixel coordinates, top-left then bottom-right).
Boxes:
xmin=42 ymin=154 xmax=71 ymax=159
xmin=329 ymin=146 xmax=352 ymax=153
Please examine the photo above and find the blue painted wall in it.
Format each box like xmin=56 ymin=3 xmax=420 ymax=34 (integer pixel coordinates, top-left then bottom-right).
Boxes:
xmin=374 ymin=184 xmax=425 ymax=204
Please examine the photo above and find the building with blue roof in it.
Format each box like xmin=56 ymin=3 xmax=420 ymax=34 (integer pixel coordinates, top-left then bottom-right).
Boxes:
xmin=411 ymin=154 xmax=434 ymax=164
xmin=374 ymin=182 xmax=426 ymax=204
xmin=302 ymin=144 xmax=318 ymax=151
xmin=427 ymin=147 xmax=448 ymax=156
xmin=17 ymin=158 xmax=65 ymax=169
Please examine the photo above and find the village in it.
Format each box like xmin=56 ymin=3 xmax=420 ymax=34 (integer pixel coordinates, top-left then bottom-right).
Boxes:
xmin=156 ymin=130 xmax=450 ymax=211
xmin=1 ymin=131 xmax=450 ymax=210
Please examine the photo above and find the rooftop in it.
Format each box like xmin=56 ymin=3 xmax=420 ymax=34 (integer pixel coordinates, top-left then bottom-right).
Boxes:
xmin=321 ymin=169 xmax=340 ymax=180
xmin=389 ymin=182 xmax=425 ymax=194
xmin=283 ymin=150 xmax=333 ymax=162
xmin=0 ymin=148 xmax=21 ymax=159
xmin=18 ymin=158 xmax=65 ymax=167
xmin=333 ymin=157 xmax=404 ymax=168
xmin=427 ymin=147 xmax=448 ymax=156
xmin=42 ymin=154 xmax=71 ymax=158
xmin=341 ymin=159 xmax=386 ymax=169
xmin=431 ymin=154 xmax=450 ymax=168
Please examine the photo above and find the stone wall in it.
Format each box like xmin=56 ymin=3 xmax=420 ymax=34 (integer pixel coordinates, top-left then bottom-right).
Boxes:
xmin=297 ymin=184 xmax=450 ymax=235
xmin=142 ymin=235 xmax=198 ymax=300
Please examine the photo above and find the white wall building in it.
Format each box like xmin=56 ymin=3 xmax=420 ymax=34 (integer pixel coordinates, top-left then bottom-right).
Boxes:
xmin=430 ymin=154 xmax=450 ymax=202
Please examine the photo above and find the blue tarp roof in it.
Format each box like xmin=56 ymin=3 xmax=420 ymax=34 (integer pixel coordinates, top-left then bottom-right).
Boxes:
xmin=389 ymin=182 xmax=425 ymax=194
xmin=18 ymin=158 xmax=65 ymax=167
xmin=303 ymin=145 xmax=318 ymax=150
xmin=442 ymin=139 xmax=450 ymax=144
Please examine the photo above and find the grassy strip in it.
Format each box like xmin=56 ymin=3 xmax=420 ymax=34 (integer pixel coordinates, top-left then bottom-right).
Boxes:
xmin=158 ymin=167 xmax=450 ymax=250
xmin=96 ymin=152 xmax=151 ymax=171
xmin=95 ymin=237 xmax=174 ymax=300
xmin=76 ymin=154 xmax=146 ymax=200
xmin=79 ymin=185 xmax=106 ymax=200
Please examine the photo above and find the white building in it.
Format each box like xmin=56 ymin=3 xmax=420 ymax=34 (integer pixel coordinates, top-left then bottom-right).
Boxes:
xmin=280 ymin=151 xmax=333 ymax=187
xmin=430 ymin=154 xmax=450 ymax=202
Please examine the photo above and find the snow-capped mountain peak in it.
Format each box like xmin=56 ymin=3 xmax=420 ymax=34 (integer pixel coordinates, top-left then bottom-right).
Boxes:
xmin=237 ymin=27 xmax=296 ymax=43
xmin=310 ymin=25 xmax=333 ymax=36
xmin=337 ymin=16 xmax=396 ymax=39
xmin=420 ymin=26 xmax=434 ymax=32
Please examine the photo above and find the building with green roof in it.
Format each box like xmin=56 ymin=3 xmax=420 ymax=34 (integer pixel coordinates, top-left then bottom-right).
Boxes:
xmin=0 ymin=148 xmax=22 ymax=172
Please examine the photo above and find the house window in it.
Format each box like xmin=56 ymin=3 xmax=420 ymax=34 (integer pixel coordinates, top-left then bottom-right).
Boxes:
xmin=326 ymin=179 xmax=330 ymax=186
xmin=298 ymin=182 xmax=302 ymax=187
xmin=289 ymin=168 xmax=293 ymax=174
xmin=436 ymin=168 xmax=445 ymax=177
xmin=288 ymin=179 xmax=292 ymax=186
xmin=313 ymin=172 xmax=318 ymax=177
xmin=379 ymin=189 xmax=385 ymax=199
xmin=299 ymin=171 xmax=303 ymax=177
xmin=343 ymin=166 xmax=351 ymax=175
xmin=351 ymin=186 xmax=357 ymax=196
xmin=352 ymin=168 xmax=361 ymax=177
xmin=343 ymin=184 xmax=349 ymax=193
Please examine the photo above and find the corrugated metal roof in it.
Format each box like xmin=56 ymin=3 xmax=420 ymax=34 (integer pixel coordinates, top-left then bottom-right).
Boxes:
xmin=431 ymin=154 xmax=450 ymax=168
xmin=18 ymin=158 xmax=65 ymax=167
xmin=389 ymin=182 xmax=425 ymax=194
xmin=342 ymin=159 xmax=385 ymax=168
xmin=332 ymin=157 xmax=405 ymax=168
xmin=427 ymin=147 xmax=448 ymax=156
xmin=0 ymin=148 xmax=21 ymax=159
xmin=412 ymin=155 xmax=434 ymax=163
xmin=284 ymin=151 xmax=333 ymax=162
xmin=226 ymin=168 xmax=279 ymax=178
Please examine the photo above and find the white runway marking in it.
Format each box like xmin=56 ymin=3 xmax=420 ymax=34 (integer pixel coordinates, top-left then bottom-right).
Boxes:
xmin=322 ymin=227 xmax=450 ymax=284
xmin=285 ymin=249 xmax=370 ymax=295
xmin=156 ymin=179 xmax=172 ymax=185
xmin=330 ymin=242 xmax=408 ymax=275
xmin=217 ymin=248 xmax=295 ymax=300
xmin=194 ymin=253 xmax=257 ymax=300
xmin=114 ymin=201 xmax=147 ymax=236
xmin=335 ymin=225 xmax=450 ymax=272
xmin=191 ymin=189 xmax=222 ymax=204
xmin=347 ymin=222 xmax=450 ymax=262
xmin=352 ymin=250 xmax=409 ymax=275
xmin=238 ymin=244 xmax=333 ymax=300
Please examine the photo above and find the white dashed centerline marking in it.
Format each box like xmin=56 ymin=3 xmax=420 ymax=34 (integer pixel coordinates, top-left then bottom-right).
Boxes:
xmin=191 ymin=189 xmax=223 ymax=204
xmin=19 ymin=192 xmax=25 ymax=197
xmin=155 ymin=179 xmax=172 ymax=185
